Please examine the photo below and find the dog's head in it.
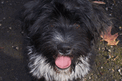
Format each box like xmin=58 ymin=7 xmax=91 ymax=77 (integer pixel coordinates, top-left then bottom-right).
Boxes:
xmin=20 ymin=0 xmax=111 ymax=81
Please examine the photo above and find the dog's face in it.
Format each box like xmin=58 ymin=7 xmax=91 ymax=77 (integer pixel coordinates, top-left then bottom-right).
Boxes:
xmin=20 ymin=0 xmax=111 ymax=81
xmin=27 ymin=9 xmax=92 ymax=81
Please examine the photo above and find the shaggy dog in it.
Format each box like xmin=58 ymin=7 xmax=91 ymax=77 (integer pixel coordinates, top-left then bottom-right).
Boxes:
xmin=19 ymin=0 xmax=111 ymax=81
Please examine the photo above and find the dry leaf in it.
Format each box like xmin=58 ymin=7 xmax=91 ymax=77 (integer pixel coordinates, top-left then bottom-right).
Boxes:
xmin=101 ymin=26 xmax=119 ymax=45
xmin=92 ymin=1 xmax=106 ymax=4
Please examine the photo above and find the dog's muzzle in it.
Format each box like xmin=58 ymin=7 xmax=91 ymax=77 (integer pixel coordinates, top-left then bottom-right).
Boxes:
xmin=55 ymin=43 xmax=72 ymax=69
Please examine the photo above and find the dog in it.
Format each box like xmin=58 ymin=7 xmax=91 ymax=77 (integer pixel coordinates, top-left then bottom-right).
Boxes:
xmin=19 ymin=0 xmax=112 ymax=81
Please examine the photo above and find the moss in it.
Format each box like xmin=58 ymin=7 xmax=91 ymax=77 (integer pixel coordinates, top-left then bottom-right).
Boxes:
xmin=85 ymin=41 xmax=122 ymax=81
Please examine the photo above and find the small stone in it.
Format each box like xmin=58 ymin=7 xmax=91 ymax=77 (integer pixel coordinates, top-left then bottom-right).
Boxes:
xmin=119 ymin=26 xmax=122 ymax=30
xmin=109 ymin=69 xmax=111 ymax=71
xmin=108 ymin=49 xmax=111 ymax=52
xmin=3 ymin=17 xmax=6 ymax=20
xmin=110 ymin=7 xmax=113 ymax=10
xmin=12 ymin=46 xmax=19 ymax=50
xmin=9 ymin=27 xmax=12 ymax=29
xmin=1 ymin=1 xmax=4 ymax=4
xmin=109 ymin=14 xmax=112 ymax=16
xmin=105 ymin=7 xmax=108 ymax=11
xmin=89 ymin=76 xmax=91 ymax=79
xmin=112 ymin=3 xmax=114 ymax=6
xmin=118 ymin=68 xmax=122 ymax=75
xmin=16 ymin=47 xmax=19 ymax=50
xmin=109 ymin=54 xmax=112 ymax=59
xmin=98 ymin=47 xmax=101 ymax=51
xmin=101 ymin=66 xmax=103 ymax=69
xmin=21 ymin=31 xmax=24 ymax=34
xmin=111 ymin=46 xmax=113 ymax=48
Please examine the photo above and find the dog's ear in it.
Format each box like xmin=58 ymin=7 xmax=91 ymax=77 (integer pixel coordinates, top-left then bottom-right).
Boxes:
xmin=18 ymin=0 xmax=40 ymax=36
xmin=90 ymin=4 xmax=112 ymax=40
xmin=19 ymin=0 xmax=52 ymax=36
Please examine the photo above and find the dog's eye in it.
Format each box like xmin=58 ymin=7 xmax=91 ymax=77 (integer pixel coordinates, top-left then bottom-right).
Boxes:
xmin=76 ymin=25 xmax=80 ymax=29
xmin=74 ymin=23 xmax=80 ymax=29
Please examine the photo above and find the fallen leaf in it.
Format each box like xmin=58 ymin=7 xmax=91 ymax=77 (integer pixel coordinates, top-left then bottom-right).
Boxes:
xmin=92 ymin=1 xmax=106 ymax=4
xmin=101 ymin=26 xmax=119 ymax=45
xmin=113 ymin=56 xmax=118 ymax=61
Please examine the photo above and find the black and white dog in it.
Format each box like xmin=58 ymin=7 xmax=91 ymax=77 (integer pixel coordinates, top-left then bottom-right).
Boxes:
xmin=20 ymin=0 xmax=111 ymax=81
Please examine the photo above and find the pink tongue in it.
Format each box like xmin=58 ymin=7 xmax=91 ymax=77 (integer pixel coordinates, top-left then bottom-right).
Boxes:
xmin=55 ymin=56 xmax=71 ymax=69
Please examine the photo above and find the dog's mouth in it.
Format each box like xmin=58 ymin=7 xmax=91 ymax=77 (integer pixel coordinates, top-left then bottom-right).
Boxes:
xmin=55 ymin=55 xmax=72 ymax=69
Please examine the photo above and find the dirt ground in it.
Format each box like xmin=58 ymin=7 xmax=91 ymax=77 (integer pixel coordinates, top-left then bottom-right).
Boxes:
xmin=0 ymin=0 xmax=122 ymax=81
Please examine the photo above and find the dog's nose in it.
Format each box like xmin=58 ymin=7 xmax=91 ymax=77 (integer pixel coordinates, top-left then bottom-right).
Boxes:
xmin=57 ymin=43 xmax=71 ymax=55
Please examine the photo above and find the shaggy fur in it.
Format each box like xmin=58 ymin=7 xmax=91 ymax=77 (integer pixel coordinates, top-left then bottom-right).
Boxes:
xmin=19 ymin=0 xmax=111 ymax=81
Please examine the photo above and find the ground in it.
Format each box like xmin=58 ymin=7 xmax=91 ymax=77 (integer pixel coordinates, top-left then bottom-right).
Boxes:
xmin=0 ymin=0 xmax=122 ymax=81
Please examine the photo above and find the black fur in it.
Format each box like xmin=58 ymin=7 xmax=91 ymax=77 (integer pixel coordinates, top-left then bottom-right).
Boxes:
xmin=19 ymin=0 xmax=111 ymax=81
